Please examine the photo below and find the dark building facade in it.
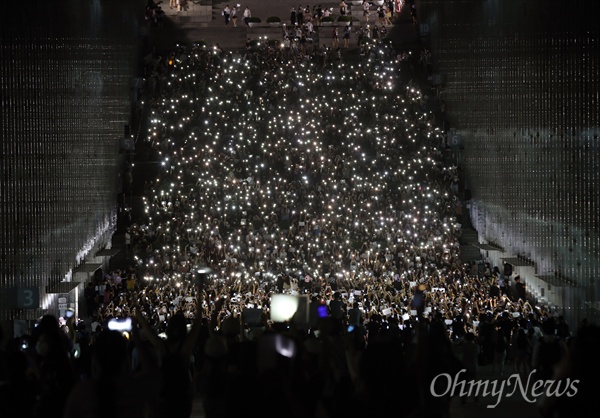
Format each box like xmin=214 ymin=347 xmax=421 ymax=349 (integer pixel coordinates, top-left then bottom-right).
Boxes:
xmin=419 ymin=0 xmax=600 ymax=324
xmin=0 ymin=1 xmax=144 ymax=328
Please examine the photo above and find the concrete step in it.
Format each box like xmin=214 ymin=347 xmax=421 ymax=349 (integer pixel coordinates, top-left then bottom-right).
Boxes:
xmin=460 ymin=246 xmax=482 ymax=264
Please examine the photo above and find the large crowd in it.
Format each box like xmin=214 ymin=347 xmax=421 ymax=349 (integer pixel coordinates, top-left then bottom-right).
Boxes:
xmin=1 ymin=31 xmax=598 ymax=418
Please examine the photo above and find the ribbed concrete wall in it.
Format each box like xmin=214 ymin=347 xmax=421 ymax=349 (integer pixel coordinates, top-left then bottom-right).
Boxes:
xmin=0 ymin=0 xmax=144 ymax=320
xmin=419 ymin=0 xmax=600 ymax=324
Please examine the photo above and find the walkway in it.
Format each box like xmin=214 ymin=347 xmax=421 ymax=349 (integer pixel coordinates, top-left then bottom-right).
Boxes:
xmin=148 ymin=0 xmax=418 ymax=51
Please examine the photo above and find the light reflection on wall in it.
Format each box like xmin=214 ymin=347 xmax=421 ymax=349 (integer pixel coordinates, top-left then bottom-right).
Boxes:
xmin=419 ymin=0 xmax=600 ymax=324
xmin=0 ymin=1 xmax=142 ymax=320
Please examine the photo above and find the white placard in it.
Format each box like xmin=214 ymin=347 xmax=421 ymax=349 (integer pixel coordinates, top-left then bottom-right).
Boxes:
xmin=410 ymin=310 xmax=417 ymax=316
xmin=444 ymin=319 xmax=453 ymax=325
xmin=409 ymin=281 xmax=417 ymax=288
xmin=402 ymin=313 xmax=410 ymax=321
xmin=424 ymin=307 xmax=432 ymax=314
xmin=382 ymin=308 xmax=392 ymax=316
xmin=354 ymin=290 xmax=362 ymax=296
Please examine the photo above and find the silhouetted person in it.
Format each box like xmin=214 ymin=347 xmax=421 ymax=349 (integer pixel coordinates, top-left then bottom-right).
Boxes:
xmin=63 ymin=330 xmax=159 ymax=418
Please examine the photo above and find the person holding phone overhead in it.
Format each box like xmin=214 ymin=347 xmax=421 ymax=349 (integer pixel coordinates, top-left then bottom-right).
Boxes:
xmin=63 ymin=326 xmax=159 ymax=418
xmin=135 ymin=281 xmax=204 ymax=418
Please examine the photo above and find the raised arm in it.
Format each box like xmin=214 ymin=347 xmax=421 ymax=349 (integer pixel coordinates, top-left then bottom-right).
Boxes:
xmin=135 ymin=306 xmax=166 ymax=357
xmin=182 ymin=283 xmax=205 ymax=358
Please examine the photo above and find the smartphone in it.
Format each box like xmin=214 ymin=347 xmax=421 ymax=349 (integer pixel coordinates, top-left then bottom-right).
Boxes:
xmin=108 ymin=317 xmax=132 ymax=332
xmin=72 ymin=343 xmax=81 ymax=359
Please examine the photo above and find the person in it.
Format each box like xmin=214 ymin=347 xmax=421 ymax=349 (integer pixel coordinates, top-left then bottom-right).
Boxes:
xmin=305 ymin=20 xmax=314 ymax=36
xmin=330 ymin=292 xmax=344 ymax=319
xmin=29 ymin=315 xmax=76 ymax=418
xmin=533 ymin=319 xmax=566 ymax=381
xmin=290 ymin=7 xmax=297 ymax=26
xmin=492 ymin=326 xmax=507 ymax=376
xmin=387 ymin=0 xmax=395 ymax=18
xmin=372 ymin=25 xmax=379 ymax=40
xmin=395 ymin=0 xmax=403 ymax=13
xmin=223 ymin=5 xmax=231 ymax=26
xmin=348 ymin=301 xmax=362 ymax=327
xmin=539 ymin=325 xmax=600 ymax=418
xmin=316 ymin=5 xmax=323 ymax=23
xmin=243 ymin=6 xmax=251 ymax=26
xmin=489 ymin=278 xmax=500 ymax=298
xmin=459 ymin=332 xmax=480 ymax=404
xmin=357 ymin=25 xmax=365 ymax=46
xmin=343 ymin=24 xmax=351 ymax=48
xmin=135 ymin=284 xmax=204 ymax=418
xmin=515 ymin=275 xmax=526 ymax=301
xmin=84 ymin=283 xmax=97 ymax=318
xmin=63 ymin=330 xmax=159 ymax=418
xmin=332 ymin=27 xmax=339 ymax=48
xmin=503 ymin=262 xmax=513 ymax=280
xmin=297 ymin=4 xmax=304 ymax=26
xmin=514 ymin=328 xmax=531 ymax=374
xmin=377 ymin=6 xmax=385 ymax=25
xmin=384 ymin=4 xmax=392 ymax=24
xmin=339 ymin=0 xmax=347 ymax=16
xmin=556 ymin=316 xmax=571 ymax=340
xmin=363 ymin=1 xmax=370 ymax=22
xmin=230 ymin=5 xmax=238 ymax=27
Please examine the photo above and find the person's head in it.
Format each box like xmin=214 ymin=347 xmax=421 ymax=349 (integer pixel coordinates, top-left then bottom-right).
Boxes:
xmin=542 ymin=318 xmax=556 ymax=336
xmin=166 ymin=312 xmax=188 ymax=343
xmin=92 ymin=331 xmax=128 ymax=379
xmin=37 ymin=315 xmax=60 ymax=336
